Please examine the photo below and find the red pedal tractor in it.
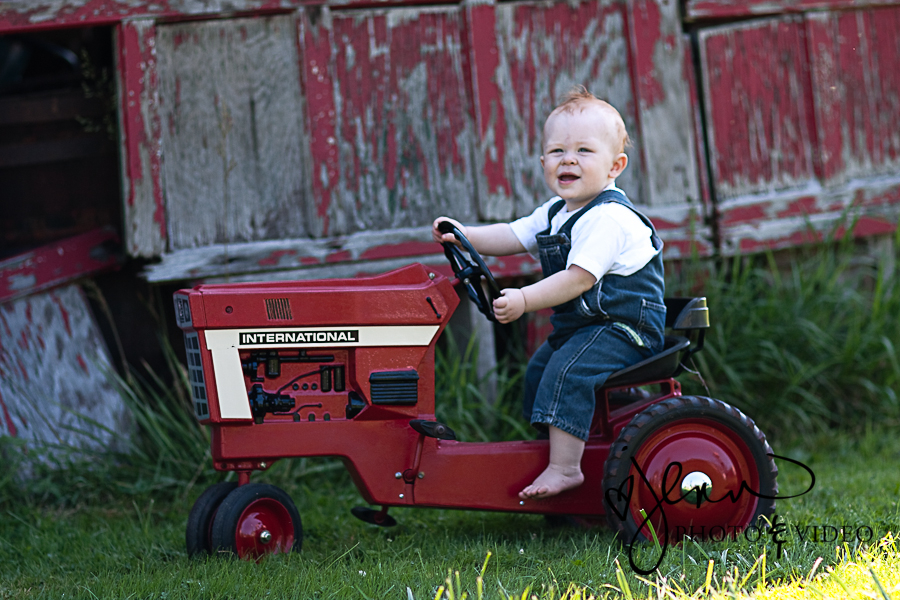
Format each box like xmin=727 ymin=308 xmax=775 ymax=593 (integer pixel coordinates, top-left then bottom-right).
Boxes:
xmin=174 ymin=227 xmax=777 ymax=561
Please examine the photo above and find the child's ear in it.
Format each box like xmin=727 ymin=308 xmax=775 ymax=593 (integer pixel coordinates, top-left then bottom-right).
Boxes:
xmin=609 ymin=153 xmax=628 ymax=178
xmin=540 ymin=155 xmax=545 ymax=168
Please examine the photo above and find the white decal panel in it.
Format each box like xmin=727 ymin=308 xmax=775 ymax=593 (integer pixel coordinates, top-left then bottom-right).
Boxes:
xmin=204 ymin=326 xmax=439 ymax=420
xmin=205 ymin=326 xmax=439 ymax=351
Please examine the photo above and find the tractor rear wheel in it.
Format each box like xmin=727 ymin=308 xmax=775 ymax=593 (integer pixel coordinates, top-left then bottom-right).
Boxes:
xmin=186 ymin=481 xmax=238 ymax=557
xmin=602 ymin=396 xmax=777 ymax=546
xmin=210 ymin=483 xmax=302 ymax=559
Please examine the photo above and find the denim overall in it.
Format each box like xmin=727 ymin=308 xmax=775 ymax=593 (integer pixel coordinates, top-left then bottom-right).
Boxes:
xmin=522 ymin=189 xmax=666 ymax=440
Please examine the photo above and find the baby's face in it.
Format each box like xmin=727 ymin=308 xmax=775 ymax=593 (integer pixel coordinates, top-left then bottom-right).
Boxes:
xmin=541 ymin=106 xmax=624 ymax=208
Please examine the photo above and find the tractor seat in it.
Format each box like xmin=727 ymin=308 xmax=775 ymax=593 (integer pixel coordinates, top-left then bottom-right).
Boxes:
xmin=604 ymin=335 xmax=690 ymax=387
xmin=603 ymin=297 xmax=709 ymax=388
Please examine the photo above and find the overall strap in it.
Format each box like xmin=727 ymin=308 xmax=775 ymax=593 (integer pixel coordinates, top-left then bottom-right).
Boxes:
xmin=546 ymin=199 xmax=567 ymax=223
xmin=556 ymin=189 xmax=630 ymax=238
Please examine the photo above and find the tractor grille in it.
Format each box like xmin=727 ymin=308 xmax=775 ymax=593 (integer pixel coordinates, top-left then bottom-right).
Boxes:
xmin=369 ymin=370 xmax=419 ymax=405
xmin=266 ymin=298 xmax=293 ymax=320
xmin=183 ymin=332 xmax=209 ymax=418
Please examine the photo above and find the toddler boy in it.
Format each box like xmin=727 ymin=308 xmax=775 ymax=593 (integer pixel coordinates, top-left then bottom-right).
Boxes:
xmin=433 ymin=87 xmax=665 ymax=500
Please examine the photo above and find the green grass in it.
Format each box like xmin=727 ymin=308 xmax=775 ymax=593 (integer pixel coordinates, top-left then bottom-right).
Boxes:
xmin=668 ymin=233 xmax=900 ymax=440
xmin=0 ymin=430 xmax=898 ymax=599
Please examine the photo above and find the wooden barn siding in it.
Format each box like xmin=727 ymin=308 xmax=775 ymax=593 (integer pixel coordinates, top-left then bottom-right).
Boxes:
xmin=141 ymin=0 xmax=706 ymax=282
xmin=685 ymin=0 xmax=900 ymax=21
xmin=0 ymin=284 xmax=128 ymax=449
xmin=698 ymin=7 xmax=900 ymax=254
xmin=482 ymin=0 xmax=640 ymax=221
xmin=628 ymin=0 xmax=709 ymax=256
xmin=156 ymin=15 xmax=313 ymax=247
xmin=2 ymin=0 xmax=710 ymax=281
xmin=0 ymin=1 xmax=310 ymax=31
xmin=300 ymin=7 xmax=478 ymax=236
xmin=117 ymin=19 xmax=167 ymax=257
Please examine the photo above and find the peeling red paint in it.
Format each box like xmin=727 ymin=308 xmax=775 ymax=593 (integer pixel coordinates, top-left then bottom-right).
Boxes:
xmin=0 ymin=229 xmax=120 ymax=303
xmin=463 ymin=4 xmax=509 ymax=197
xmin=298 ymin=12 xmax=338 ymax=235
xmin=0 ymin=390 xmax=16 ymax=437
xmin=664 ymin=239 xmax=710 ymax=257
xmin=849 ymin=216 xmax=896 ymax=237
xmin=629 ymin=0 xmax=666 ymax=108
xmin=325 ymin=250 xmax=353 ymax=264
xmin=722 ymin=203 xmax=770 ymax=225
xmin=117 ymin=20 xmax=167 ymax=251
xmin=0 ymin=1 xmax=308 ymax=34
xmin=702 ymin=18 xmax=816 ymax=196
xmin=51 ymin=293 xmax=72 ymax=336
xmin=360 ymin=241 xmax=437 ymax=261
xmin=806 ymin=8 xmax=900 ymax=182
xmin=864 ymin=185 xmax=900 ymax=207
xmin=685 ymin=0 xmax=880 ymax=21
xmin=738 ymin=229 xmax=823 ymax=253
xmin=77 ymin=354 xmax=89 ymax=374
xmin=683 ymin=34 xmax=713 ymax=212
xmin=776 ymin=196 xmax=819 ymax=218
xmin=257 ymin=249 xmax=298 ymax=267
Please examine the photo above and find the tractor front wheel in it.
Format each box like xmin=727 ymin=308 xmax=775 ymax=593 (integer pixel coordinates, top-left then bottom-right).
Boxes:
xmin=210 ymin=483 xmax=303 ymax=559
xmin=186 ymin=481 xmax=238 ymax=557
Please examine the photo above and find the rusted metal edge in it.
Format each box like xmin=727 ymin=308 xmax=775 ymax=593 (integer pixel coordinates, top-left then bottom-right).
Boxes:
xmin=0 ymin=228 xmax=121 ymax=304
xmin=685 ymin=0 xmax=900 ymax=21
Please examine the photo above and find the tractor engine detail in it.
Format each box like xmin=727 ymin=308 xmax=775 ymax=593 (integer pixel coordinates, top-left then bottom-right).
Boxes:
xmin=248 ymin=384 xmax=295 ymax=423
xmin=239 ymin=348 xmax=350 ymax=424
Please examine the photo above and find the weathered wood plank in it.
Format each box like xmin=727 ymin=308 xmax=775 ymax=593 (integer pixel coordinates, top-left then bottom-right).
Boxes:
xmin=155 ymin=14 xmax=313 ymax=249
xmin=685 ymin=0 xmax=900 ymax=22
xmin=682 ymin=34 xmax=713 ymax=216
xmin=0 ymin=229 xmax=120 ymax=303
xmin=0 ymin=1 xmax=308 ymax=33
xmin=719 ymin=177 xmax=900 ymax=254
xmin=484 ymin=0 xmax=641 ymax=221
xmin=807 ymin=8 xmax=900 ymax=185
xmin=116 ymin=19 xmax=167 ymax=258
xmin=0 ymin=284 xmax=128 ymax=450
xmin=699 ymin=17 xmax=818 ymax=201
xmin=300 ymin=6 xmax=477 ymax=237
xmin=627 ymin=0 xmax=701 ymax=209
xmin=142 ymin=226 xmax=438 ymax=282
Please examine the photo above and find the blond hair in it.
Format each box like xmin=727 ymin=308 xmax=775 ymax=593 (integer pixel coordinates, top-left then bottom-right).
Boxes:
xmin=548 ymin=85 xmax=630 ymax=153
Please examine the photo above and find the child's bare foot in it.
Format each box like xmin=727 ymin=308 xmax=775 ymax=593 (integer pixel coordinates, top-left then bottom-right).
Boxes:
xmin=519 ymin=464 xmax=585 ymax=499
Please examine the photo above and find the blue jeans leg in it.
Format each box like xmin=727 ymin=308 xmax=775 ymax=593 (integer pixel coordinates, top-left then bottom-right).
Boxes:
xmin=526 ymin=324 xmax=652 ymax=441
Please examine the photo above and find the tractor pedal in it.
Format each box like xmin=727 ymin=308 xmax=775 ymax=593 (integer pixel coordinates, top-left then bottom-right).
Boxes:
xmin=351 ymin=506 xmax=397 ymax=527
xmin=409 ymin=419 xmax=457 ymax=440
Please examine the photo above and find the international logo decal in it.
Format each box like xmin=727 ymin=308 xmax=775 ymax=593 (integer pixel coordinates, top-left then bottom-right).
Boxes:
xmin=239 ymin=330 xmax=360 ymax=345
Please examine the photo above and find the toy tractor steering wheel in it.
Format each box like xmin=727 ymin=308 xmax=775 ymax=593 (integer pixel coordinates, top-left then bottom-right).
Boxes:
xmin=438 ymin=221 xmax=502 ymax=321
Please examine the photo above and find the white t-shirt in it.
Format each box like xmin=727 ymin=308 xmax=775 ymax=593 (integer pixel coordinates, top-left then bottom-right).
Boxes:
xmin=509 ymin=185 xmax=661 ymax=283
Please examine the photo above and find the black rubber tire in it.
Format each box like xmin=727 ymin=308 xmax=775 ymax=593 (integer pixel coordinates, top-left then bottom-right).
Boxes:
xmin=210 ymin=483 xmax=303 ymax=559
xmin=602 ymin=396 xmax=777 ymax=545
xmin=186 ymin=481 xmax=238 ymax=557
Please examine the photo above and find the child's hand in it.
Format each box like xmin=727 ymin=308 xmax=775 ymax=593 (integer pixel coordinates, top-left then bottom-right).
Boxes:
xmin=432 ymin=217 xmax=467 ymax=247
xmin=493 ymin=288 xmax=526 ymax=324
